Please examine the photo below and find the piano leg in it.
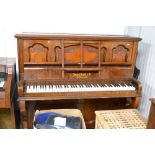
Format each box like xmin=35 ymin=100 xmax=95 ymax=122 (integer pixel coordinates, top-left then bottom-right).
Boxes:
xmin=147 ymin=98 xmax=155 ymax=128
xmin=19 ymin=101 xmax=28 ymax=129
xmin=132 ymin=97 xmax=140 ymax=108
xmin=27 ymin=102 xmax=36 ymax=129
xmin=10 ymin=101 xmax=16 ymax=128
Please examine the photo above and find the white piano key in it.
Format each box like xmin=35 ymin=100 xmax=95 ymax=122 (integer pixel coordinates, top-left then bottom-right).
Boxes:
xmin=45 ymin=85 xmax=50 ymax=92
xmin=36 ymin=85 xmax=41 ymax=92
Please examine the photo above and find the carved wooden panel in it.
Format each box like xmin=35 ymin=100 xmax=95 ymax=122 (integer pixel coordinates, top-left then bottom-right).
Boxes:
xmin=16 ymin=35 xmax=139 ymax=81
xmin=100 ymin=42 xmax=112 ymax=62
xmin=64 ymin=44 xmax=98 ymax=64
xmin=23 ymin=40 xmax=63 ymax=63
xmin=55 ymin=46 xmax=62 ymax=62
xmin=111 ymin=45 xmax=129 ymax=62
xmin=29 ymin=43 xmax=48 ymax=62
xmin=100 ymin=47 xmax=107 ymax=62
xmin=50 ymin=40 xmax=62 ymax=62
xmin=23 ymin=40 xmax=50 ymax=63
xmin=64 ymin=45 xmax=81 ymax=63
xmin=83 ymin=45 xmax=98 ymax=64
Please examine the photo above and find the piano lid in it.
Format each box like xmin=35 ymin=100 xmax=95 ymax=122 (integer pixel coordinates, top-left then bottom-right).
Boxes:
xmin=15 ymin=33 xmax=142 ymax=41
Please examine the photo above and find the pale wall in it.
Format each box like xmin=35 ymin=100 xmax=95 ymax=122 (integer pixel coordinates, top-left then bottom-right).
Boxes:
xmin=126 ymin=26 xmax=155 ymax=118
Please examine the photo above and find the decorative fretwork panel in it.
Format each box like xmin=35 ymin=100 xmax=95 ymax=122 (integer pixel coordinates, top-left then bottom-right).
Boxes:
xmin=100 ymin=47 xmax=107 ymax=62
xmin=29 ymin=43 xmax=48 ymax=63
xmin=64 ymin=45 xmax=81 ymax=63
xmin=64 ymin=44 xmax=98 ymax=64
xmin=55 ymin=46 xmax=62 ymax=62
xmin=111 ymin=45 xmax=129 ymax=62
xmin=83 ymin=45 xmax=98 ymax=64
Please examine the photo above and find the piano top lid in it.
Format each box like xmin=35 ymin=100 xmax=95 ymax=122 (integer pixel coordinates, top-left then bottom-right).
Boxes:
xmin=15 ymin=32 xmax=142 ymax=41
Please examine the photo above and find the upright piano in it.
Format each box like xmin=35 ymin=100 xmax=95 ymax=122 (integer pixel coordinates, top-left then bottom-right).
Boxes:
xmin=15 ymin=33 xmax=142 ymax=128
xmin=0 ymin=57 xmax=17 ymax=128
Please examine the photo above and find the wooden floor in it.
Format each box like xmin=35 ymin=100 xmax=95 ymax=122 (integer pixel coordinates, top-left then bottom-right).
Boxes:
xmin=0 ymin=109 xmax=13 ymax=129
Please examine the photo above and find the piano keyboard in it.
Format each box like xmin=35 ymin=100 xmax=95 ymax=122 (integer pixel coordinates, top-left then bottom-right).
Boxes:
xmin=26 ymin=83 xmax=135 ymax=93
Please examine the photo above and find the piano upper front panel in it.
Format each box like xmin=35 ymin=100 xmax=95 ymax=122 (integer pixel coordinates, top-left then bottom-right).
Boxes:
xmin=16 ymin=35 xmax=140 ymax=81
xmin=23 ymin=40 xmax=133 ymax=64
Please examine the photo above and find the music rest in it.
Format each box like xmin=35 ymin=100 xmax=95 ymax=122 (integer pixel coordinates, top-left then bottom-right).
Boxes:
xmin=15 ymin=33 xmax=142 ymax=128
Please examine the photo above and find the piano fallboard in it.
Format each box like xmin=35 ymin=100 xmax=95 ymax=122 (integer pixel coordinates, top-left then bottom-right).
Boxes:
xmin=19 ymin=92 xmax=140 ymax=101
